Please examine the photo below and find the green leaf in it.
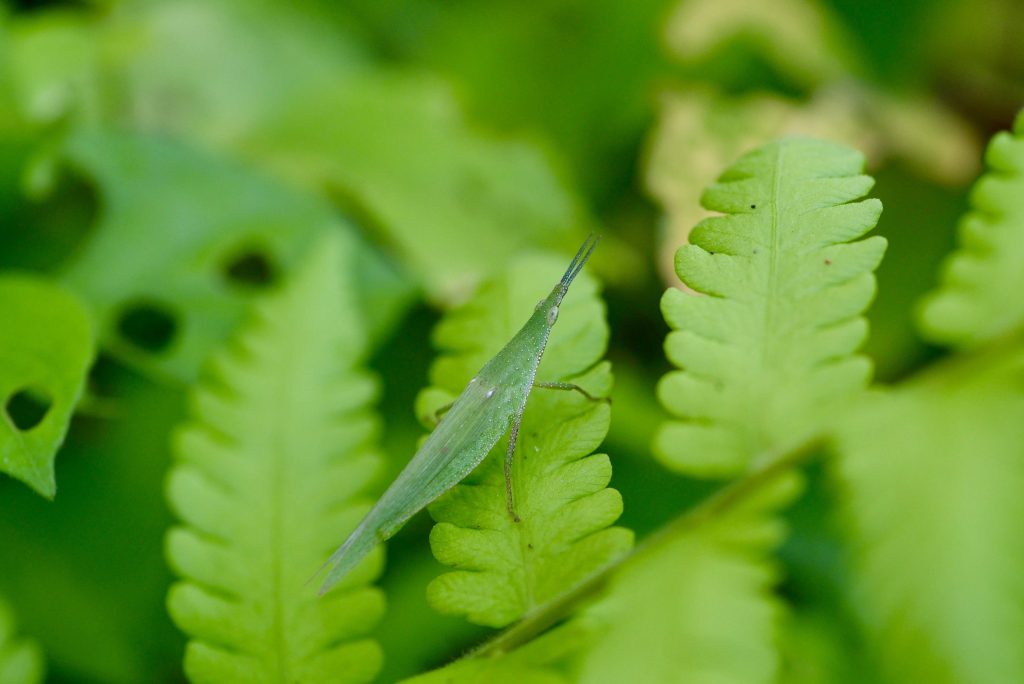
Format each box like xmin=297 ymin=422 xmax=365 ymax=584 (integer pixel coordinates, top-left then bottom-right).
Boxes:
xmin=419 ymin=254 xmax=632 ymax=628
xmin=0 ymin=275 xmax=93 ymax=497
xmin=568 ymin=474 xmax=799 ymax=684
xmin=8 ymin=2 xmax=585 ymax=306
xmin=59 ymin=128 xmax=410 ymax=382
xmin=414 ymin=471 xmax=799 ymax=683
xmin=403 ymin=659 xmax=564 ymax=684
xmin=0 ymin=595 xmax=45 ymax=684
xmin=402 ymin=608 xmax=589 ymax=683
xmin=245 ymin=74 xmax=587 ymax=304
xmin=835 ymin=353 xmax=1024 ymax=684
xmin=165 ymin=232 xmax=386 ymax=683
xmin=655 ymin=137 xmax=886 ymax=477
xmin=918 ymin=110 xmax=1024 ymax=346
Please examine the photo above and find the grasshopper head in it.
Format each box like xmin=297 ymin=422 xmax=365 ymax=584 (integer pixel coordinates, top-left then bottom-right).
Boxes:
xmin=536 ymin=233 xmax=600 ymax=328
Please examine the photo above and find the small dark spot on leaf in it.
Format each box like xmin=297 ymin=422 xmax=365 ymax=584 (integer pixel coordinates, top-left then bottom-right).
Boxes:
xmin=5 ymin=387 xmax=52 ymax=431
xmin=824 ymin=259 xmax=832 ymax=266
xmin=117 ymin=302 xmax=178 ymax=353
xmin=223 ymin=249 xmax=277 ymax=288
xmin=527 ymin=543 xmax=534 ymax=550
xmin=750 ymin=204 xmax=756 ymax=209
xmin=752 ymin=248 xmax=759 ymax=254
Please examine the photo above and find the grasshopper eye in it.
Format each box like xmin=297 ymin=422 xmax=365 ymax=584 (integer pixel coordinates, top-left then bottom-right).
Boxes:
xmin=546 ymin=306 xmax=559 ymax=326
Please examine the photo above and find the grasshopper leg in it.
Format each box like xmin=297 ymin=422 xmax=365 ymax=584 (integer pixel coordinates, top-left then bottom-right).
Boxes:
xmin=534 ymin=381 xmax=610 ymax=404
xmin=504 ymin=405 xmax=527 ymax=523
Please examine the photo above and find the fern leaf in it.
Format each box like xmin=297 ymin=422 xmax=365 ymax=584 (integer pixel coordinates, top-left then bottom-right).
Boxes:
xmin=165 ymin=232 xmax=386 ymax=683
xmin=418 ymin=254 xmax=632 ymax=628
xmin=918 ymin=110 xmax=1024 ymax=346
xmin=0 ymin=596 xmax=45 ymax=684
xmin=403 ymin=658 xmax=565 ymax=684
xmin=0 ymin=276 xmax=93 ymax=497
xmin=835 ymin=358 xmax=1024 ymax=684
xmin=415 ymin=472 xmax=798 ymax=682
xmin=656 ymin=137 xmax=886 ymax=476
xmin=568 ymin=474 xmax=798 ymax=684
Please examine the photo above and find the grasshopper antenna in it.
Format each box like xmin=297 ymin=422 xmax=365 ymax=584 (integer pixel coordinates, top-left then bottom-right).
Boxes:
xmin=560 ymin=233 xmax=600 ymax=289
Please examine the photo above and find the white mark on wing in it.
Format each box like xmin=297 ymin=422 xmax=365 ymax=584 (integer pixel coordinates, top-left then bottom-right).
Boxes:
xmin=485 ymin=389 xmax=495 ymax=398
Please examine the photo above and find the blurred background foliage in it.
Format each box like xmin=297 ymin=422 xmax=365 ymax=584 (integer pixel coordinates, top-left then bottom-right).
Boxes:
xmin=0 ymin=0 xmax=1021 ymax=681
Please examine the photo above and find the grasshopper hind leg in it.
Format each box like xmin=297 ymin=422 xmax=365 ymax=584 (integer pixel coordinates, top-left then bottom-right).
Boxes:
xmin=504 ymin=408 xmax=525 ymax=523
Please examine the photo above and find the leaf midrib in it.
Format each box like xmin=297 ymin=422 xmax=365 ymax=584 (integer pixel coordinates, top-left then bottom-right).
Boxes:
xmin=764 ymin=143 xmax=785 ymax=369
xmin=268 ymin=308 xmax=298 ymax=683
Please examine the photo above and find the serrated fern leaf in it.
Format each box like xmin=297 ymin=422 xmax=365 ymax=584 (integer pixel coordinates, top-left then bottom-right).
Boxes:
xmin=0 ymin=596 xmax=45 ymax=684
xmin=418 ymin=255 xmax=632 ymax=628
xmin=835 ymin=359 xmax=1024 ymax=684
xmin=918 ymin=110 xmax=1024 ymax=346
xmin=410 ymin=469 xmax=799 ymax=682
xmin=165 ymin=232 xmax=385 ymax=683
xmin=656 ymin=137 xmax=886 ymax=476
xmin=568 ymin=474 xmax=799 ymax=684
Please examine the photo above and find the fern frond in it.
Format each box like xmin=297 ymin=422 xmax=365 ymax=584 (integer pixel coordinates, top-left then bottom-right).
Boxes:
xmin=0 ymin=596 xmax=45 ymax=684
xmin=419 ymin=255 xmax=632 ymax=628
xmin=567 ymin=473 xmax=798 ymax=683
xmin=835 ymin=357 xmax=1024 ymax=684
xmin=0 ymin=276 xmax=93 ymax=497
xmin=165 ymin=232 xmax=386 ymax=683
xmin=918 ymin=110 xmax=1024 ymax=346
xmin=415 ymin=470 xmax=799 ymax=682
xmin=656 ymin=137 xmax=886 ymax=476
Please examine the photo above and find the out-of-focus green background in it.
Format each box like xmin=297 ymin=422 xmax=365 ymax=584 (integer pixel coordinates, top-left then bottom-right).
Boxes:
xmin=0 ymin=0 xmax=1021 ymax=681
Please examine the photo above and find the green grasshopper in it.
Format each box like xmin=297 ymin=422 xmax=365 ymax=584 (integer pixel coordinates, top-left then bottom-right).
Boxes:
xmin=317 ymin=235 xmax=602 ymax=595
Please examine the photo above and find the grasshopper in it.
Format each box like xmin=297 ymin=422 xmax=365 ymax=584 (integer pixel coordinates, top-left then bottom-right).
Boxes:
xmin=318 ymin=235 xmax=601 ymax=595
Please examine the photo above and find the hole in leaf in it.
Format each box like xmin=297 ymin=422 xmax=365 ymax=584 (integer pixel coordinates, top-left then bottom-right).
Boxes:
xmin=117 ymin=302 xmax=178 ymax=353
xmin=5 ymin=387 xmax=53 ymax=430
xmin=223 ymin=248 xmax=278 ymax=288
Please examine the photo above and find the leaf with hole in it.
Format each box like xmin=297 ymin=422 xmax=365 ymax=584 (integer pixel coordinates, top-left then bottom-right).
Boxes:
xmin=0 ymin=275 xmax=93 ymax=497
xmin=58 ymin=128 xmax=412 ymax=382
